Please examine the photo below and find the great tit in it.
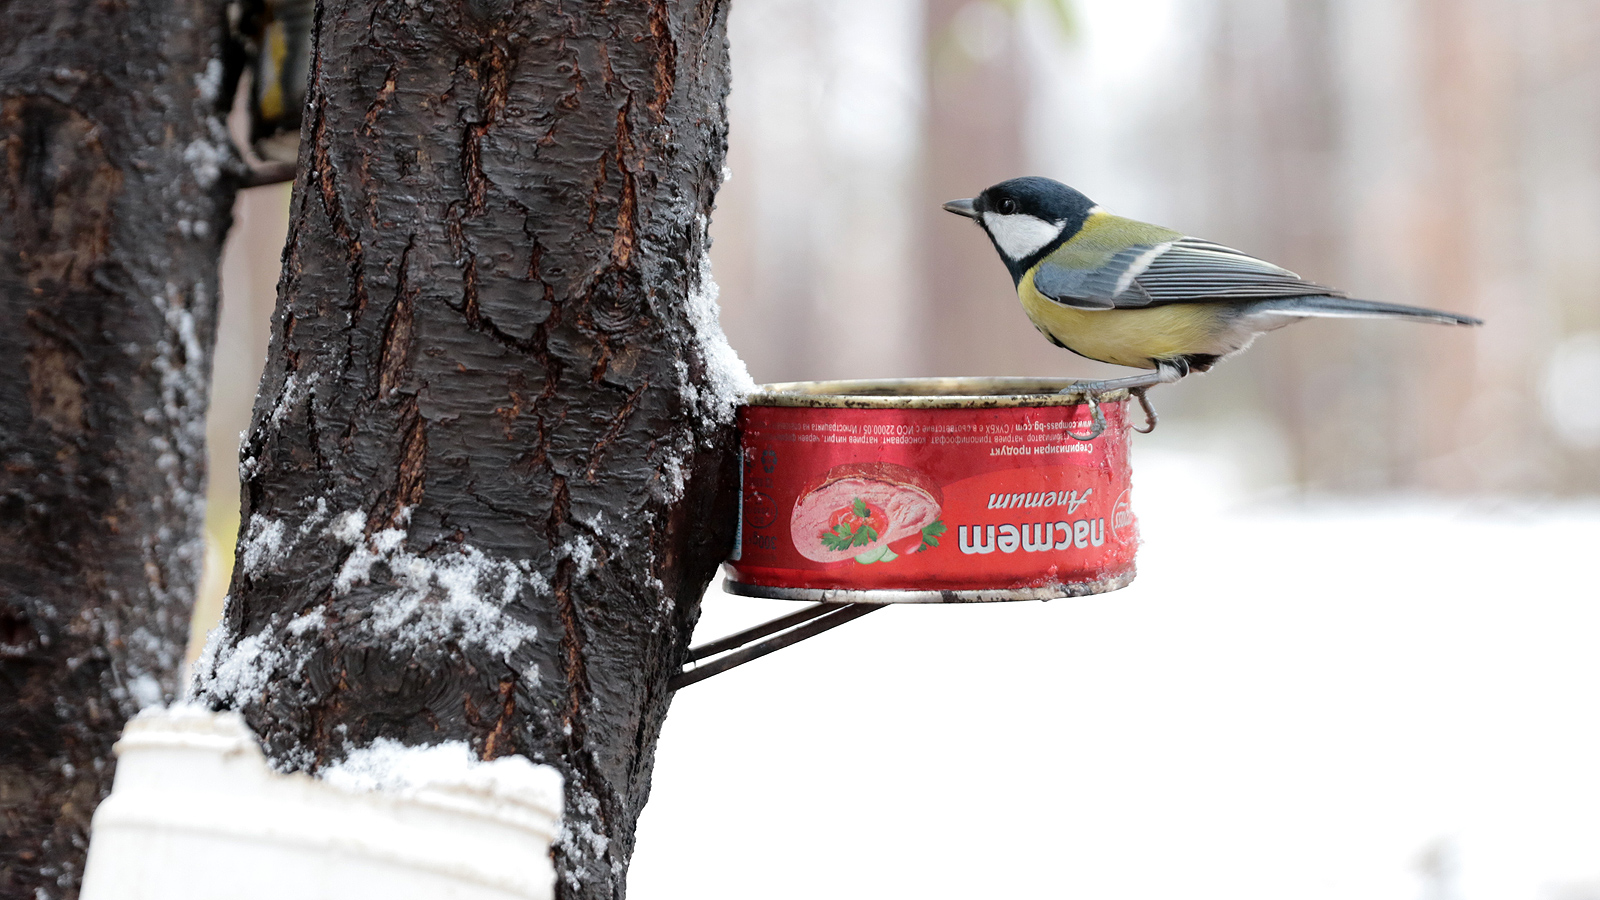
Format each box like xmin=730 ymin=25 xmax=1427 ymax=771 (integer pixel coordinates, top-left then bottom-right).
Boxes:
xmin=944 ymin=177 xmax=1482 ymax=398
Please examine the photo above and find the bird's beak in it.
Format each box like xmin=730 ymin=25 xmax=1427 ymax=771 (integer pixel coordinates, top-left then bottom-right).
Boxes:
xmin=942 ymin=198 xmax=979 ymax=219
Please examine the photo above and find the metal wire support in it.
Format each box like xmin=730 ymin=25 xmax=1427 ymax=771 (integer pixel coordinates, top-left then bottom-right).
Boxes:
xmin=670 ymin=602 xmax=884 ymax=690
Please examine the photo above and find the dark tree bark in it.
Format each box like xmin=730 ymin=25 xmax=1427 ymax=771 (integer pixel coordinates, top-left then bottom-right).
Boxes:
xmin=0 ymin=3 xmax=238 ymax=897
xmin=190 ymin=2 xmax=742 ymax=898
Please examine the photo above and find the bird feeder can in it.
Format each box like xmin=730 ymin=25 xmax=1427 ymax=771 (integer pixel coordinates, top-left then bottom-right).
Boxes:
xmin=725 ymin=378 xmax=1139 ymax=603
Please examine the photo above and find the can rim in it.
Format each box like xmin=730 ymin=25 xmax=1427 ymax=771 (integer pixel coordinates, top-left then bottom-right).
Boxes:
xmin=746 ymin=377 xmax=1130 ymax=409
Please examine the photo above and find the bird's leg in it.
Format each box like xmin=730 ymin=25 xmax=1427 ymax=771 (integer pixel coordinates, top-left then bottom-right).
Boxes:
xmin=1058 ymin=365 xmax=1176 ymax=440
xmin=1057 ymin=364 xmax=1182 ymax=397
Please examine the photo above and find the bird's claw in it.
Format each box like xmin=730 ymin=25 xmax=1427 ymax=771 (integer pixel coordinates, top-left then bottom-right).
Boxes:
xmin=1129 ymin=387 xmax=1158 ymax=434
xmin=1062 ymin=392 xmax=1108 ymax=442
xmin=1056 ymin=384 xmax=1161 ymax=440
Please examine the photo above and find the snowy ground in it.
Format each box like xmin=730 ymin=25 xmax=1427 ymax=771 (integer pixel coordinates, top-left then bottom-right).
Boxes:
xmin=629 ymin=447 xmax=1600 ymax=900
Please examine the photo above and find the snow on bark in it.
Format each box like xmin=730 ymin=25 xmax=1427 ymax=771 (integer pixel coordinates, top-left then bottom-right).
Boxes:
xmin=556 ymin=786 xmax=619 ymax=891
xmin=193 ymin=627 xmax=287 ymax=707
xmin=321 ymin=736 xmax=563 ymax=811
xmin=196 ymin=503 xmax=547 ymax=709
xmin=681 ymin=239 xmax=756 ymax=427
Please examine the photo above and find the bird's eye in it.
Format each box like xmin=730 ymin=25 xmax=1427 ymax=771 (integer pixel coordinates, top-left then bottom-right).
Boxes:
xmin=998 ymin=198 xmax=1018 ymax=215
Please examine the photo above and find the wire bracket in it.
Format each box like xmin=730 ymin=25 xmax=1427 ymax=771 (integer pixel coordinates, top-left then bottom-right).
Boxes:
xmin=670 ymin=602 xmax=883 ymax=690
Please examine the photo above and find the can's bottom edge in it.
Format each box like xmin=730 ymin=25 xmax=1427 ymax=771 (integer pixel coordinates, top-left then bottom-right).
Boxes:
xmin=721 ymin=568 xmax=1136 ymax=604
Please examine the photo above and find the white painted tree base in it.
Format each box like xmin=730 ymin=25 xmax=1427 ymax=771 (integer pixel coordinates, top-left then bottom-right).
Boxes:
xmin=81 ymin=706 xmax=562 ymax=900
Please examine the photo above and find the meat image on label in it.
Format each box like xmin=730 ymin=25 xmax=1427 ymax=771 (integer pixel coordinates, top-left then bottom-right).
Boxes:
xmin=789 ymin=462 xmax=945 ymax=566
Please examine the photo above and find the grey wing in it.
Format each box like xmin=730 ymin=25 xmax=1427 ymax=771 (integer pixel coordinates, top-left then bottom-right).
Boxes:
xmin=1133 ymin=238 xmax=1341 ymax=304
xmin=1031 ymin=243 xmax=1159 ymax=310
xmin=1032 ymin=237 xmax=1340 ymax=311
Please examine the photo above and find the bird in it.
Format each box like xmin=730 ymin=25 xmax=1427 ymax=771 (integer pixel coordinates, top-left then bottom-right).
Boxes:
xmin=943 ymin=177 xmax=1482 ymax=403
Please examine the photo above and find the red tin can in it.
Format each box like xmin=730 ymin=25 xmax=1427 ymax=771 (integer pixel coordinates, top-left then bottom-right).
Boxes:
xmin=725 ymin=378 xmax=1139 ymax=603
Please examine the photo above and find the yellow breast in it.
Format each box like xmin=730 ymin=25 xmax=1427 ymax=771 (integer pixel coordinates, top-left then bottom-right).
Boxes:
xmin=1018 ymin=268 xmax=1223 ymax=370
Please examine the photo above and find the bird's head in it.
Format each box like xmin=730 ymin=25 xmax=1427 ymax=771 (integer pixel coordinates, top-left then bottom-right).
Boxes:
xmin=943 ymin=177 xmax=1097 ymax=279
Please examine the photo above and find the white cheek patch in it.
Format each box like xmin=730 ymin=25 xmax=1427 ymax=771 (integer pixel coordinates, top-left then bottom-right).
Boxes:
xmin=981 ymin=212 xmax=1065 ymax=261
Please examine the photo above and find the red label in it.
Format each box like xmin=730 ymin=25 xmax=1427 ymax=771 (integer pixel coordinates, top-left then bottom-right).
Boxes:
xmin=725 ymin=401 xmax=1138 ymax=594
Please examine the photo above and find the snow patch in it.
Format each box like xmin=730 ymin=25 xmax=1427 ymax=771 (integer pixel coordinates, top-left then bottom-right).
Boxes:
xmin=139 ymin=284 xmax=210 ymax=666
xmin=183 ymin=137 xmax=225 ymax=189
xmin=563 ymin=536 xmax=598 ymax=577
xmin=372 ymin=529 xmax=406 ymax=554
xmin=333 ymin=540 xmax=383 ymax=594
xmin=326 ymin=512 xmax=544 ymax=659
xmin=287 ymin=607 xmax=324 ymax=636
xmin=203 ymin=504 xmax=547 ymax=703
xmin=319 ymin=737 xmax=563 ymax=817
xmin=556 ymin=786 xmax=616 ymax=890
xmin=269 ymin=372 xmax=318 ymax=426
xmin=195 ymin=58 xmax=224 ymax=103
xmin=683 ymin=242 xmax=755 ymax=426
xmin=187 ymin=618 xmax=227 ymax=701
xmin=366 ymin=548 xmax=543 ymax=658
xmin=299 ymin=497 xmax=330 ymax=535
xmin=128 ymin=673 xmax=164 ymax=710
xmin=190 ymin=609 xmax=327 ymax=710
xmin=240 ymin=516 xmax=287 ymax=577
xmin=198 ymin=629 xmax=280 ymax=703
xmin=659 ymin=454 xmax=686 ymax=499
xmin=330 ymin=508 xmax=366 ymax=543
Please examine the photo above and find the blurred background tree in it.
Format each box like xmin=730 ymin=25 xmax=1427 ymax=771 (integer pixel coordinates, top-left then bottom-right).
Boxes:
xmin=1 ymin=1 xmax=237 ymax=894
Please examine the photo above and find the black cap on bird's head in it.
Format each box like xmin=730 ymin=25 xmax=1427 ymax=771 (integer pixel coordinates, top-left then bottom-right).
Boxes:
xmin=943 ymin=176 xmax=1097 ymax=280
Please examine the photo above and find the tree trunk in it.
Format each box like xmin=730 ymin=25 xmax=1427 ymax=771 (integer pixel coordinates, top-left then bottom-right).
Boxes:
xmin=189 ymin=3 xmax=743 ymax=898
xmin=0 ymin=3 xmax=236 ymax=897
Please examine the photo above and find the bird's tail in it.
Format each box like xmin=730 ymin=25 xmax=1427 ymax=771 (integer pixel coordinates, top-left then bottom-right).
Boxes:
xmin=1252 ymin=295 xmax=1482 ymax=326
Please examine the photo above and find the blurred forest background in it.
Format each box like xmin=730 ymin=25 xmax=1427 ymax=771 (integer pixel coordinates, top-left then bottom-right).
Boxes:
xmin=193 ymin=0 xmax=1600 ymax=652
